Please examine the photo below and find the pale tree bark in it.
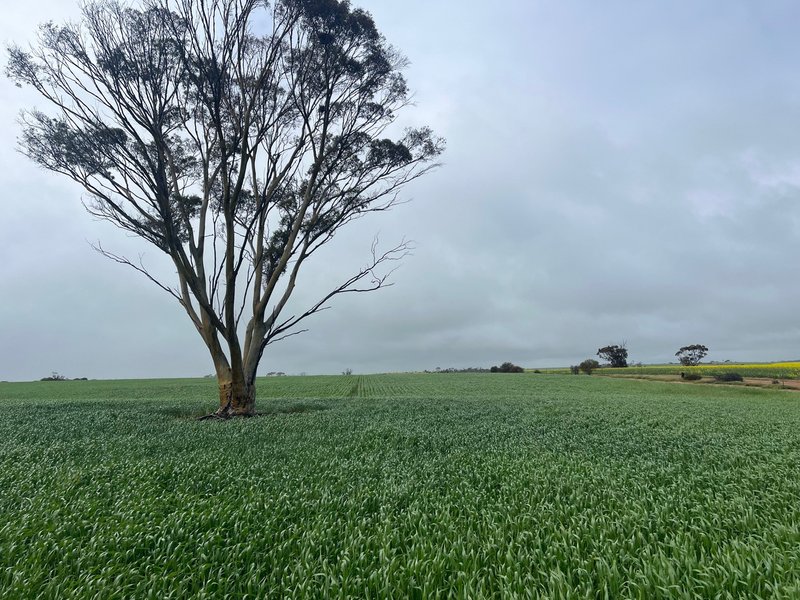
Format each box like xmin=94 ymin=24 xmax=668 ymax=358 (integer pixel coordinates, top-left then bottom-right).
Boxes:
xmin=8 ymin=0 xmax=444 ymax=417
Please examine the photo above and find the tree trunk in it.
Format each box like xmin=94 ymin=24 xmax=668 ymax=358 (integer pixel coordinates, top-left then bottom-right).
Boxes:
xmin=215 ymin=375 xmax=256 ymax=417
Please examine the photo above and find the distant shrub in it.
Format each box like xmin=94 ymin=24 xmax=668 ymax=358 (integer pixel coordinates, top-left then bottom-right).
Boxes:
xmin=40 ymin=372 xmax=67 ymax=381
xmin=533 ymin=369 xmax=541 ymax=374
xmin=715 ymin=372 xmax=743 ymax=382
xmin=681 ymin=372 xmax=702 ymax=381
xmin=579 ymin=359 xmax=600 ymax=375
xmin=491 ymin=362 xmax=524 ymax=373
xmin=569 ymin=365 xmax=580 ymax=375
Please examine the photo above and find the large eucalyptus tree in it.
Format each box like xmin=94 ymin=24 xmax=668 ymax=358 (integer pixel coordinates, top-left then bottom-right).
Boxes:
xmin=8 ymin=0 xmax=443 ymax=416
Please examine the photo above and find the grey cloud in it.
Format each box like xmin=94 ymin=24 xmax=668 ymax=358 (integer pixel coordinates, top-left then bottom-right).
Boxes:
xmin=2 ymin=1 xmax=799 ymax=380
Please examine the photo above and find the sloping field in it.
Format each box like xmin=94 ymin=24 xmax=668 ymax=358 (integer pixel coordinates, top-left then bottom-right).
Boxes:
xmin=2 ymin=374 xmax=800 ymax=598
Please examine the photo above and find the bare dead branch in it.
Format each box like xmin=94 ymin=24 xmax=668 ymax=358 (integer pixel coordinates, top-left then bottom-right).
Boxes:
xmin=89 ymin=241 xmax=181 ymax=301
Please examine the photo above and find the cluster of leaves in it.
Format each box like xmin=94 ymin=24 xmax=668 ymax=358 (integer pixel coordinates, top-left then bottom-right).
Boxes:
xmin=8 ymin=0 xmax=444 ymax=255
xmin=2 ymin=374 xmax=800 ymax=596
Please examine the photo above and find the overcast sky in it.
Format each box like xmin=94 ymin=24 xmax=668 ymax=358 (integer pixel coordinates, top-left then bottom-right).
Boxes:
xmin=2 ymin=1 xmax=799 ymax=380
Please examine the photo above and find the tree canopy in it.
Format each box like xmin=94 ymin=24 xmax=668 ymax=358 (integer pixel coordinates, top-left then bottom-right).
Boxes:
xmin=8 ymin=0 xmax=444 ymax=416
xmin=597 ymin=344 xmax=628 ymax=368
xmin=675 ymin=344 xmax=708 ymax=367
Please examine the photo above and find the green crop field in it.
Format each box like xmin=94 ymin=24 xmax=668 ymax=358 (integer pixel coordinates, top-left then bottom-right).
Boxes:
xmin=2 ymin=374 xmax=800 ymax=598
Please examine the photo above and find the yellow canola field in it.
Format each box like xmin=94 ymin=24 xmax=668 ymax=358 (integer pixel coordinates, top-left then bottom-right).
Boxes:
xmin=598 ymin=362 xmax=800 ymax=379
xmin=692 ymin=362 xmax=800 ymax=374
xmin=697 ymin=362 xmax=800 ymax=369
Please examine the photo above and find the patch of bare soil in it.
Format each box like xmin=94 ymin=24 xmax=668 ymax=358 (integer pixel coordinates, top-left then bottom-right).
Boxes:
xmin=602 ymin=374 xmax=800 ymax=391
xmin=742 ymin=377 xmax=800 ymax=391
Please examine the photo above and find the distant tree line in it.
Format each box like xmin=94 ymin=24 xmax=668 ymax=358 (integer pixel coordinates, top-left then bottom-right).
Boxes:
xmin=490 ymin=362 xmax=524 ymax=373
xmin=40 ymin=372 xmax=87 ymax=381
xmin=570 ymin=343 xmax=709 ymax=374
xmin=425 ymin=362 xmax=525 ymax=374
xmin=427 ymin=367 xmax=492 ymax=373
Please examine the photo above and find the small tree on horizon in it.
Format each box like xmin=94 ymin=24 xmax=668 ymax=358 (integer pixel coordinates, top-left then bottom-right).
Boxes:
xmin=8 ymin=0 xmax=443 ymax=418
xmin=597 ymin=344 xmax=628 ymax=368
xmin=676 ymin=344 xmax=709 ymax=366
xmin=579 ymin=359 xmax=600 ymax=375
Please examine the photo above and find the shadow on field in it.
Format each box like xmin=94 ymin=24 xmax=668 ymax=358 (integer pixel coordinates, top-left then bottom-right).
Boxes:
xmin=258 ymin=403 xmax=332 ymax=416
xmin=162 ymin=403 xmax=332 ymax=420
xmin=160 ymin=406 xmax=214 ymax=420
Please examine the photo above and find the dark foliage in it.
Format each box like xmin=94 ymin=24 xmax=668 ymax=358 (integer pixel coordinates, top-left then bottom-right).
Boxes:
xmin=40 ymin=372 xmax=67 ymax=381
xmin=681 ymin=372 xmax=702 ymax=381
xmin=490 ymin=362 xmax=524 ymax=373
xmin=597 ymin=345 xmax=628 ymax=368
xmin=579 ymin=359 xmax=600 ymax=375
xmin=676 ymin=344 xmax=709 ymax=367
xmin=715 ymin=373 xmax=744 ymax=382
